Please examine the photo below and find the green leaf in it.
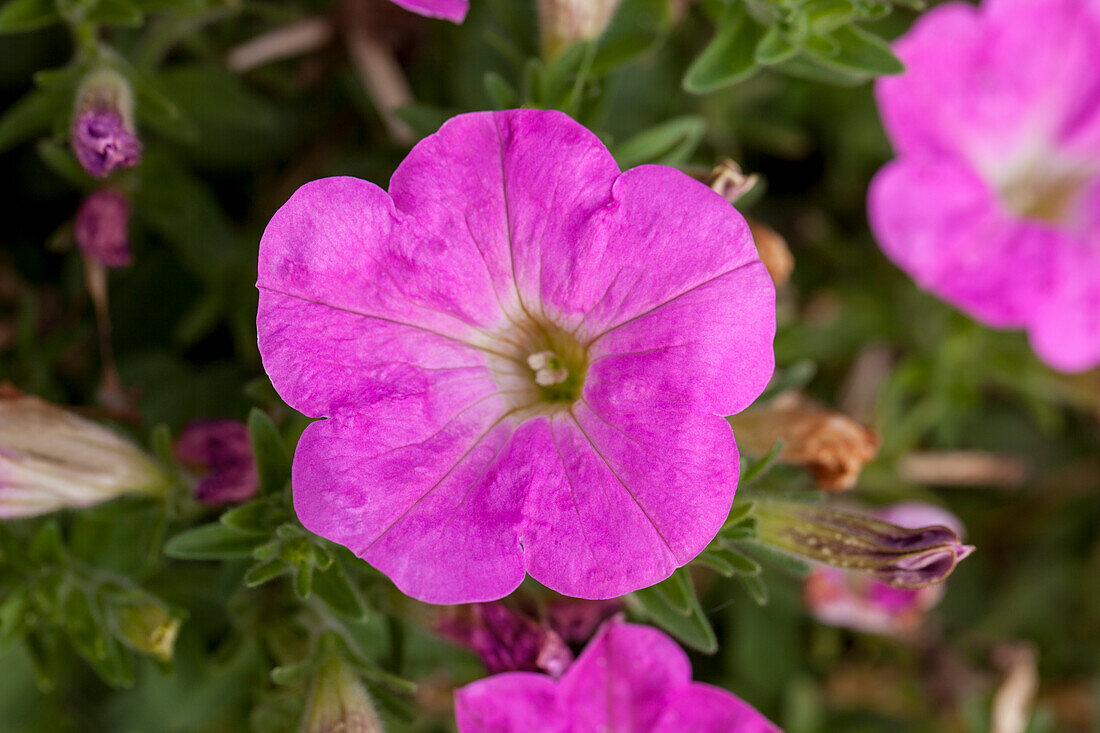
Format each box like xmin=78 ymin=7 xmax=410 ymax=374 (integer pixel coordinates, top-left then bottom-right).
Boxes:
xmin=592 ymin=0 xmax=670 ymax=75
xmin=723 ymin=500 xmax=756 ymax=529
xmin=631 ymin=569 xmax=717 ymax=653
xmin=683 ymin=2 xmax=766 ymax=93
xmin=243 ymin=558 xmax=290 ymax=587
xmin=736 ymin=539 xmax=814 ymax=577
xmin=653 ymin=566 xmax=694 ymax=614
xmin=271 ymin=659 xmax=315 ymax=686
xmin=293 ymin=561 xmax=314 ymax=600
xmin=220 ymin=498 xmax=286 ymax=535
xmin=695 ymin=549 xmax=736 ymax=577
xmin=712 ymin=547 xmax=762 ymax=576
xmin=0 ymin=89 xmax=66 ymax=153
xmin=164 ymin=524 xmax=264 ymax=560
xmin=29 ymin=523 xmax=66 ymax=565
xmin=312 ymin=558 xmax=367 ymax=620
xmin=741 ymin=440 xmax=785 ymax=484
xmin=0 ymin=0 xmax=59 ymax=34
xmin=754 ymin=26 xmax=799 ymax=65
xmin=483 ymin=72 xmax=519 ymax=109
xmin=720 ymin=517 xmax=758 ymax=541
xmin=248 ymin=409 xmax=291 ymax=494
xmin=393 ymin=104 xmax=456 ymax=138
xmin=613 ymin=116 xmax=707 ymax=169
xmin=36 ymin=138 xmax=93 ymax=188
xmin=84 ymin=0 xmax=144 ymax=26
xmin=0 ymin=586 xmax=29 ymax=656
xmin=805 ymin=25 xmax=904 ymax=77
xmin=757 ymin=359 xmax=817 ymax=403
xmin=739 ymin=574 xmax=770 ymax=605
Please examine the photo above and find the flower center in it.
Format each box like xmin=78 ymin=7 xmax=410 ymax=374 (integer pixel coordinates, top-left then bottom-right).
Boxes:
xmin=996 ymin=155 xmax=1093 ymax=226
xmin=481 ymin=316 xmax=587 ymax=416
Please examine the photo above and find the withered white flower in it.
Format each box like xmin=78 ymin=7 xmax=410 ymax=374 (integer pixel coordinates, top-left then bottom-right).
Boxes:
xmin=0 ymin=386 xmax=167 ymax=518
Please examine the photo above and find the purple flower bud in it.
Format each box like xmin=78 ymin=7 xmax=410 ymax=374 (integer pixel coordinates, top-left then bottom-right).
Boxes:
xmin=70 ymin=69 xmax=142 ymax=179
xmin=175 ymin=420 xmax=259 ymax=505
xmin=803 ymin=502 xmax=971 ymax=635
xmin=754 ymin=498 xmax=974 ymax=589
xmin=438 ymin=603 xmax=574 ymax=677
xmin=75 ymin=190 xmax=131 ymax=268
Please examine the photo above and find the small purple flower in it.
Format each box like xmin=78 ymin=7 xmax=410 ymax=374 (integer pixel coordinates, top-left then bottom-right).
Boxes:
xmin=804 ymin=502 xmax=969 ymax=635
xmin=175 ymin=420 xmax=259 ymax=505
xmin=869 ymin=0 xmax=1100 ymax=372
xmin=72 ymin=110 xmax=143 ymax=179
xmin=70 ymin=69 xmax=142 ymax=179
xmin=390 ymin=0 xmax=468 ymax=22
xmin=75 ymin=190 xmax=131 ymax=268
xmin=455 ymin=620 xmax=780 ymax=732
xmin=256 ymin=109 xmax=775 ymax=604
xmin=438 ymin=603 xmax=574 ymax=677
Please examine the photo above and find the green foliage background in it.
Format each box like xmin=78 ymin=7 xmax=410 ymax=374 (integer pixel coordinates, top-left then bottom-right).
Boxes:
xmin=1 ymin=0 xmax=1098 ymax=730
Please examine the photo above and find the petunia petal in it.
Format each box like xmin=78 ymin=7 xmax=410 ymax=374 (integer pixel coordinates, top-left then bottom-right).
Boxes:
xmin=1029 ymin=245 xmax=1100 ymax=372
xmin=654 ymin=685 xmax=781 ymax=733
xmin=558 ymin=622 xmax=692 ymax=731
xmin=877 ymin=0 xmax=1100 ymax=170
xmin=586 ymin=254 xmax=775 ymax=417
xmin=515 ymin=415 xmax=682 ymax=600
xmin=539 ymin=165 xmax=766 ymax=343
xmin=868 ymin=156 xmax=1061 ymax=328
xmin=454 ymin=673 xmax=567 ymax=733
xmin=291 ymin=397 xmax=527 ymax=604
xmin=390 ymin=0 xmax=468 ymax=22
xmin=389 ymin=109 xmax=622 ymax=323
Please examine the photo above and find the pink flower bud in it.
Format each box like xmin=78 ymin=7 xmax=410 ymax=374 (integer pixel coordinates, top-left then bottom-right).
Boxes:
xmin=438 ymin=603 xmax=574 ymax=677
xmin=75 ymin=190 xmax=131 ymax=268
xmin=175 ymin=420 xmax=259 ymax=505
xmin=70 ymin=69 xmax=142 ymax=179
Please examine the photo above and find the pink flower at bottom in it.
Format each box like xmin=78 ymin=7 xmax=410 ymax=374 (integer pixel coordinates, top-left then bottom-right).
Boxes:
xmin=256 ymin=109 xmax=775 ymax=605
xmin=869 ymin=0 xmax=1100 ymax=372
xmin=455 ymin=620 xmax=780 ymax=733
xmin=804 ymin=502 xmax=969 ymax=635
xmin=390 ymin=0 xmax=468 ymax=22
xmin=75 ymin=190 xmax=131 ymax=268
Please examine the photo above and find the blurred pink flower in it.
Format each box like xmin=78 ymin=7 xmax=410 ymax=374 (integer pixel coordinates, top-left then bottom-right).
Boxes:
xmin=438 ymin=603 xmax=573 ymax=677
xmin=804 ymin=502 xmax=970 ymax=635
xmin=70 ymin=69 xmax=142 ymax=179
xmin=75 ymin=190 xmax=131 ymax=268
xmin=256 ymin=109 xmax=775 ymax=604
xmin=176 ymin=420 xmax=258 ymax=505
xmin=390 ymin=0 xmax=468 ymax=22
xmin=869 ymin=0 xmax=1100 ymax=372
xmin=455 ymin=620 xmax=780 ymax=732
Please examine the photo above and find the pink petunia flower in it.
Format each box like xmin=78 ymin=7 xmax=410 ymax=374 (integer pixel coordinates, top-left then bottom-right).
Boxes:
xmin=175 ymin=420 xmax=259 ymax=505
xmin=455 ymin=619 xmax=780 ymax=732
xmin=390 ymin=0 xmax=468 ymax=23
xmin=256 ymin=109 xmax=775 ymax=604
xmin=869 ymin=0 xmax=1100 ymax=372
xmin=803 ymin=502 xmax=969 ymax=635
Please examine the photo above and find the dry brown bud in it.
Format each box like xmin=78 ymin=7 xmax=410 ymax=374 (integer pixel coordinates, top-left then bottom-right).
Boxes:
xmin=746 ymin=216 xmax=794 ymax=287
xmin=729 ymin=394 xmax=879 ymax=491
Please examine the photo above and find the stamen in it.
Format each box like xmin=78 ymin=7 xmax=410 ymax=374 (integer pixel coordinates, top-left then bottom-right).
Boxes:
xmin=527 ymin=350 xmax=569 ymax=386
